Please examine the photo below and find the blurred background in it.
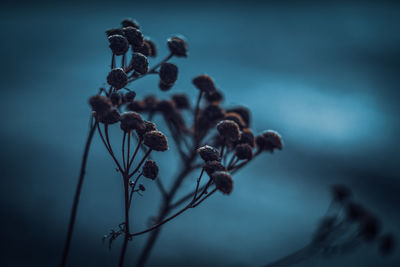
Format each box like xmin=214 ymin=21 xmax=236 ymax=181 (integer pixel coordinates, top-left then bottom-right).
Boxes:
xmin=1 ymin=0 xmax=399 ymax=266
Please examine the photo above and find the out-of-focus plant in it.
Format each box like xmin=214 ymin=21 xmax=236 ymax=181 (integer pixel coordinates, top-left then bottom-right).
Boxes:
xmin=264 ymin=185 xmax=396 ymax=267
xmin=60 ymin=18 xmax=283 ymax=267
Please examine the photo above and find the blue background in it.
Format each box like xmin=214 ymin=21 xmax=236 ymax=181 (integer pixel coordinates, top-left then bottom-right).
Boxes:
xmin=1 ymin=0 xmax=399 ymax=266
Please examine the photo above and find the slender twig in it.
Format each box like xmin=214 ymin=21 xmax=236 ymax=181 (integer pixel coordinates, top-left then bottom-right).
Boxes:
xmin=122 ymin=132 xmax=127 ymax=170
xmin=96 ymin=123 xmax=124 ymax=173
xmin=156 ymin=178 xmax=168 ymax=198
xmin=192 ymin=188 xmax=217 ymax=208
xmin=61 ymin=119 xmax=96 ymax=267
xmin=127 ymin=53 xmax=173 ymax=83
xmin=129 ymin=137 xmax=142 ymax=168
xmin=129 ymin=149 xmax=152 ymax=178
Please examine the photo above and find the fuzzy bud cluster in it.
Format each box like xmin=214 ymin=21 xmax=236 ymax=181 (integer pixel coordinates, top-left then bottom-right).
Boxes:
xmin=107 ymin=68 xmax=128 ymax=89
xmin=211 ymin=171 xmax=233 ymax=195
xmin=142 ymin=160 xmax=159 ymax=180
xmin=256 ymin=130 xmax=283 ymax=152
xmin=159 ymin=63 xmax=178 ymax=91
xmin=143 ymin=131 xmax=168 ymax=151
xmin=167 ymin=36 xmax=188 ymax=57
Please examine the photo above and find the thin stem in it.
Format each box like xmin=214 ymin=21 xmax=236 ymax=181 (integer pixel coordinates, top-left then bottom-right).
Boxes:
xmin=118 ymin=173 xmax=131 ymax=267
xmin=192 ymin=168 xmax=205 ymax=202
xmin=111 ymin=53 xmax=115 ymax=69
xmin=156 ymin=178 xmax=168 ymax=198
xmin=61 ymin=119 xmax=96 ymax=267
xmin=127 ymin=53 xmax=173 ymax=83
xmin=192 ymin=188 xmax=217 ymax=208
xmin=122 ymin=132 xmax=127 ymax=170
xmin=129 ymin=173 xmax=143 ymax=208
xmin=96 ymin=123 xmax=124 ymax=173
xmin=193 ymin=90 xmax=204 ymax=141
xmin=129 ymin=137 xmax=142 ymax=169
xmin=127 ymin=133 xmax=131 ymax=170
xmin=129 ymin=149 xmax=152 ymax=178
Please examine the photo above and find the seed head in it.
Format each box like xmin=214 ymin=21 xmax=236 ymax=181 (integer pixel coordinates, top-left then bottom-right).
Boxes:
xmin=224 ymin=112 xmax=246 ymax=129
xmin=156 ymin=100 xmax=176 ymax=114
xmin=136 ymin=120 xmax=157 ymax=138
xmin=142 ymin=160 xmax=159 ymax=180
xmin=205 ymin=89 xmax=223 ymax=103
xmin=127 ymin=101 xmax=145 ymax=112
xmin=203 ymin=104 xmax=225 ymax=122
xmin=217 ymin=120 xmax=241 ymax=142
xmin=379 ymin=234 xmax=396 ymax=256
xmin=110 ymin=91 xmax=122 ymax=106
xmin=132 ymin=41 xmax=151 ymax=56
xmin=108 ymin=34 xmax=129 ymax=56
xmin=256 ymin=130 xmax=283 ymax=152
xmin=107 ymin=68 xmax=128 ymax=89
xmin=198 ymin=145 xmax=221 ymax=162
xmin=106 ymin=28 xmax=124 ymax=37
xmin=143 ymin=130 xmax=168 ymax=151
xmin=130 ymin=52 xmax=148 ymax=74
xmin=238 ymin=128 xmax=255 ymax=147
xmin=172 ymin=94 xmax=190 ymax=109
xmin=120 ymin=112 xmax=144 ymax=132
xmin=97 ymin=108 xmax=121 ymax=124
xmin=143 ymin=95 xmax=158 ymax=111
xmin=159 ymin=63 xmax=178 ymax=85
xmin=227 ymin=106 xmax=250 ymax=127
xmin=123 ymin=26 xmax=144 ymax=48
xmin=121 ymin=18 xmax=140 ymax=29
xmin=192 ymin=74 xmax=216 ymax=93
xmin=124 ymin=91 xmax=136 ymax=102
xmin=145 ymin=39 xmax=157 ymax=57
xmin=331 ymin=184 xmax=352 ymax=203
xmin=235 ymin=144 xmax=253 ymax=160
xmin=167 ymin=36 xmax=188 ymax=57
xmin=212 ymin=171 xmax=233 ymax=195
xmin=204 ymin=161 xmax=226 ymax=176
xmin=159 ymin=81 xmax=173 ymax=91
xmin=89 ymin=95 xmax=111 ymax=114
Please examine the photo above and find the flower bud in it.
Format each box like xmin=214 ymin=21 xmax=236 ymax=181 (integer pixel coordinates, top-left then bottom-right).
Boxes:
xmin=197 ymin=145 xmax=221 ymax=162
xmin=156 ymin=100 xmax=175 ymax=114
xmin=89 ymin=95 xmax=111 ymax=114
xmin=212 ymin=171 xmax=233 ymax=195
xmin=256 ymin=130 xmax=283 ymax=152
xmin=145 ymin=39 xmax=157 ymax=57
xmin=121 ymin=18 xmax=140 ymax=29
xmin=159 ymin=81 xmax=173 ymax=91
xmin=205 ymin=89 xmax=223 ymax=103
xmin=143 ymin=95 xmax=158 ymax=112
xmin=203 ymin=104 xmax=225 ymax=122
xmin=143 ymin=130 xmax=168 ymax=151
xmin=235 ymin=144 xmax=253 ymax=160
xmin=159 ymin=63 xmax=178 ymax=85
xmin=167 ymin=36 xmax=188 ymax=57
xmin=97 ymin=108 xmax=121 ymax=124
xmin=123 ymin=26 xmax=144 ymax=48
xmin=106 ymin=28 xmax=124 ymax=37
xmin=224 ymin=112 xmax=246 ymax=129
xmin=107 ymin=68 xmax=128 ymax=89
xmin=238 ymin=128 xmax=255 ymax=147
xmin=172 ymin=94 xmax=190 ymax=109
xmin=132 ymin=41 xmax=151 ymax=56
xmin=227 ymin=106 xmax=250 ymax=127
xmin=108 ymin=34 xmax=129 ymax=56
xmin=120 ymin=112 xmax=144 ymax=132
xmin=142 ymin=160 xmax=159 ymax=180
xmin=136 ymin=120 xmax=157 ymax=138
xmin=138 ymin=184 xmax=146 ymax=191
xmin=130 ymin=52 xmax=148 ymax=74
xmin=127 ymin=101 xmax=145 ymax=112
xmin=203 ymin=161 xmax=226 ymax=176
xmin=331 ymin=184 xmax=352 ymax=203
xmin=110 ymin=91 xmax=122 ymax=106
xmin=124 ymin=91 xmax=136 ymax=102
xmin=192 ymin=74 xmax=216 ymax=93
xmin=217 ymin=120 xmax=241 ymax=142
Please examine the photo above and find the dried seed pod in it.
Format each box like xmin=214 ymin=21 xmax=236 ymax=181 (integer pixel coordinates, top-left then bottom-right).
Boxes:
xmin=89 ymin=95 xmax=111 ymax=114
xmin=121 ymin=18 xmax=140 ymax=29
xmin=130 ymin=52 xmax=148 ymax=74
xmin=143 ymin=130 xmax=168 ymax=151
xmin=172 ymin=94 xmax=190 ymax=109
xmin=124 ymin=91 xmax=136 ymax=102
xmin=138 ymin=184 xmax=146 ymax=191
xmin=205 ymin=89 xmax=223 ymax=103
xmin=106 ymin=28 xmax=124 ymax=37
xmin=203 ymin=104 xmax=225 ymax=122
xmin=156 ymin=100 xmax=175 ymax=114
xmin=143 ymin=95 xmax=158 ymax=111
xmin=345 ymin=202 xmax=366 ymax=221
xmin=142 ymin=160 xmax=159 ymax=180
xmin=331 ymin=184 xmax=352 ymax=203
xmin=159 ymin=63 xmax=178 ymax=85
xmin=235 ymin=143 xmax=253 ymax=160
xmin=120 ymin=112 xmax=144 ymax=132
xmin=379 ymin=234 xmax=396 ymax=256
xmin=136 ymin=120 xmax=157 ymax=138
xmin=132 ymin=41 xmax=151 ymax=56
xmin=217 ymin=120 xmax=241 ymax=142
xmin=107 ymin=68 xmax=128 ymax=89
xmin=145 ymin=39 xmax=157 ymax=57
xmin=238 ymin=128 xmax=255 ymax=147
xmin=197 ymin=145 xmax=221 ymax=162
xmin=110 ymin=91 xmax=122 ymax=106
xmin=192 ymin=74 xmax=216 ymax=93
xmin=108 ymin=34 xmax=129 ymax=56
xmin=204 ymin=161 xmax=226 ymax=176
xmin=227 ymin=106 xmax=251 ymax=127
xmin=167 ymin=36 xmax=188 ymax=57
xmin=224 ymin=112 xmax=246 ymax=129
xmin=256 ymin=130 xmax=283 ymax=152
xmin=359 ymin=214 xmax=382 ymax=242
xmin=123 ymin=26 xmax=144 ymax=47
xmin=212 ymin=171 xmax=233 ymax=195
xmin=127 ymin=101 xmax=145 ymax=112
xmin=97 ymin=108 xmax=121 ymax=124
xmin=159 ymin=81 xmax=173 ymax=91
